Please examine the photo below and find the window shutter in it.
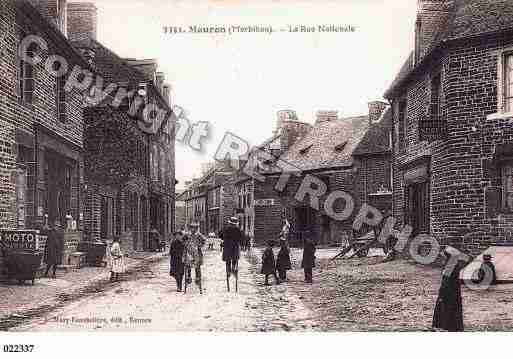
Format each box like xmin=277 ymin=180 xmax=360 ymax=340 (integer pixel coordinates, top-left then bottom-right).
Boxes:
xmin=485 ymin=186 xmax=502 ymax=218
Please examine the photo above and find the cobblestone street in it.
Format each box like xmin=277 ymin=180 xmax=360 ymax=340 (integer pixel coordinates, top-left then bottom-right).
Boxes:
xmin=3 ymin=247 xmax=513 ymax=332
xmin=9 ymin=248 xmax=319 ymax=332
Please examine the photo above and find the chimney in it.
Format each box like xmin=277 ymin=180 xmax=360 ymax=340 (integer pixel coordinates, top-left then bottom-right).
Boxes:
xmin=156 ymin=72 xmax=165 ymax=94
xmin=67 ymin=2 xmax=98 ymax=42
xmin=315 ymin=110 xmax=338 ymax=125
xmin=163 ymin=84 xmax=171 ymax=106
xmin=274 ymin=110 xmax=297 ymax=135
xmin=414 ymin=0 xmax=453 ymax=64
xmin=28 ymin=0 xmax=68 ymax=35
xmin=368 ymin=101 xmax=388 ymax=124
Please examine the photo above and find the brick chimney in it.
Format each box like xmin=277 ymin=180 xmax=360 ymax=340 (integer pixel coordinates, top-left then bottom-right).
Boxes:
xmin=156 ymin=72 xmax=165 ymax=93
xmin=315 ymin=110 xmax=338 ymax=125
xmin=368 ymin=101 xmax=388 ymax=124
xmin=28 ymin=0 xmax=68 ymax=35
xmin=414 ymin=0 xmax=453 ymax=64
xmin=274 ymin=110 xmax=298 ymax=135
xmin=67 ymin=2 xmax=98 ymax=42
xmin=163 ymin=84 xmax=171 ymax=106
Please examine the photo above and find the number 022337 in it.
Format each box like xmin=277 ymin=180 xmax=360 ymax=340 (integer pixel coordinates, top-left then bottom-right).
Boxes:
xmin=3 ymin=344 xmax=35 ymax=353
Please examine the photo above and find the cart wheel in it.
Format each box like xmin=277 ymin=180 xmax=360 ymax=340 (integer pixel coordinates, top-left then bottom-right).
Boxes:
xmin=356 ymin=247 xmax=369 ymax=258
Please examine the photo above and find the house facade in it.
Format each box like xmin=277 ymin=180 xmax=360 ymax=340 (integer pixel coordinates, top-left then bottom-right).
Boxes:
xmin=266 ymin=104 xmax=392 ymax=246
xmin=0 ymin=0 xmax=95 ymax=275
xmin=234 ymin=111 xmax=313 ymax=245
xmin=385 ymin=0 xmax=513 ymax=254
xmin=68 ymin=3 xmax=175 ymax=250
xmin=183 ymin=179 xmax=207 ymax=234
xmin=174 ymin=189 xmax=186 ymax=232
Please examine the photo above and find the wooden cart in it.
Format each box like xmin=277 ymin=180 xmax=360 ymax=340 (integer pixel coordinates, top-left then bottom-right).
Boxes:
xmin=5 ymin=249 xmax=43 ymax=285
xmin=331 ymin=230 xmax=389 ymax=260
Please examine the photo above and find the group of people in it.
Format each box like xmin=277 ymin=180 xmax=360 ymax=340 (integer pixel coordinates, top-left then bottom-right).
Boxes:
xmin=261 ymin=237 xmax=316 ymax=285
xmin=169 ymin=222 xmax=207 ymax=293
xmin=168 ymin=216 xmax=318 ymax=294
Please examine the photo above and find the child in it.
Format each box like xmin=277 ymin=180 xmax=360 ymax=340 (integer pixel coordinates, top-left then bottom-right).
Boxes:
xmin=276 ymin=238 xmax=292 ymax=281
xmin=109 ymin=237 xmax=125 ymax=282
xmin=301 ymin=238 xmax=316 ymax=283
xmin=261 ymin=240 xmax=280 ymax=285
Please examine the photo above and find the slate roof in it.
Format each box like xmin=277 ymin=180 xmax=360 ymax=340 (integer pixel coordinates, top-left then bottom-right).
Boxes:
xmin=385 ymin=0 xmax=513 ymax=97
xmin=353 ymin=107 xmax=393 ymax=156
xmin=71 ymin=38 xmax=147 ymax=85
xmin=278 ymin=115 xmax=370 ymax=172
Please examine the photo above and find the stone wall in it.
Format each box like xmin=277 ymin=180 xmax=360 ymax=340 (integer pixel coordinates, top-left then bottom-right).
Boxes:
xmin=391 ymin=33 xmax=513 ymax=254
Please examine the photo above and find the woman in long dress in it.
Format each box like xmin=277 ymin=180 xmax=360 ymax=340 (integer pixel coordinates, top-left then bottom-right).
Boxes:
xmin=109 ymin=237 xmax=125 ymax=282
xmin=432 ymin=247 xmax=469 ymax=332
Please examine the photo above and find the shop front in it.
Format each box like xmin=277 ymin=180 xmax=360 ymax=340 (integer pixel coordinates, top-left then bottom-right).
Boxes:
xmin=13 ymin=126 xmax=84 ymax=268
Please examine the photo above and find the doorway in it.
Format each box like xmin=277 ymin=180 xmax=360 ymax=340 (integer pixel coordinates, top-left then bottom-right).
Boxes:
xmin=405 ymin=181 xmax=430 ymax=236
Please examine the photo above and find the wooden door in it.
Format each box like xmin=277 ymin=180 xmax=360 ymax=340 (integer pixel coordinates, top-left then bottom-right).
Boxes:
xmin=405 ymin=181 xmax=430 ymax=236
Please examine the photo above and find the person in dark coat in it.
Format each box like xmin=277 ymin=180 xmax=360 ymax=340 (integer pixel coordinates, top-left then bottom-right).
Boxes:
xmin=432 ymin=247 xmax=469 ymax=332
xmin=261 ymin=240 xmax=280 ymax=285
xmin=276 ymin=238 xmax=292 ymax=281
xmin=44 ymin=221 xmax=64 ymax=278
xmin=301 ymin=237 xmax=316 ymax=283
xmin=169 ymin=231 xmax=186 ymax=292
xmin=476 ymin=254 xmax=497 ymax=286
xmin=220 ymin=217 xmax=243 ymax=292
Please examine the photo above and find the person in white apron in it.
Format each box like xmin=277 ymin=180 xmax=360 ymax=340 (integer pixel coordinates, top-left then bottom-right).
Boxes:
xmin=109 ymin=237 xmax=125 ymax=282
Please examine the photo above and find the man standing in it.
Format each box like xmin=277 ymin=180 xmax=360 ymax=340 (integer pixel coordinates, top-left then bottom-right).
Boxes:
xmin=188 ymin=222 xmax=206 ymax=290
xmin=169 ymin=231 xmax=186 ymax=292
xmin=220 ymin=217 xmax=243 ymax=292
xmin=44 ymin=220 xmax=64 ymax=278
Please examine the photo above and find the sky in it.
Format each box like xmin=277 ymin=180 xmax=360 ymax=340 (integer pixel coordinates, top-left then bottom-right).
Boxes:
xmin=91 ymin=0 xmax=417 ymax=187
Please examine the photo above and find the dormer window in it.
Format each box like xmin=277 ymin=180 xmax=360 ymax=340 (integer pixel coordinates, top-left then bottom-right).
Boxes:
xmin=334 ymin=141 xmax=347 ymax=152
xmin=299 ymin=144 xmax=313 ymax=155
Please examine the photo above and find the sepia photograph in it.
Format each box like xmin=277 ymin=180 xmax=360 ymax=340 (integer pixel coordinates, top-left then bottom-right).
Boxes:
xmin=1 ymin=0 xmax=513 ymax=355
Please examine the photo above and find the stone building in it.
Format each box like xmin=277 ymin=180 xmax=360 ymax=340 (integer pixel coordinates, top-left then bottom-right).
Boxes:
xmin=67 ymin=3 xmax=175 ymax=250
xmin=385 ymin=0 xmax=513 ymax=254
xmin=234 ymin=111 xmax=313 ymax=245
xmin=183 ymin=178 xmax=207 ymax=234
xmin=174 ymin=189 xmax=186 ymax=232
xmin=0 ymin=0 xmax=92 ymax=272
xmin=266 ymin=104 xmax=392 ymax=246
xmin=205 ymin=165 xmax=237 ymax=235
xmin=182 ymin=162 xmax=237 ymax=235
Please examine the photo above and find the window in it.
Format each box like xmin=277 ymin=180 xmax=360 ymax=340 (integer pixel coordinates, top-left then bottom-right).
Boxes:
xmin=397 ymin=100 xmax=407 ymax=149
xmin=504 ymin=54 xmax=513 ymax=113
xmin=56 ymin=76 xmax=66 ymax=122
xmin=19 ymin=52 xmax=35 ymax=104
xmin=430 ymin=73 xmax=441 ymax=121
xmin=502 ymin=164 xmax=513 ymax=210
